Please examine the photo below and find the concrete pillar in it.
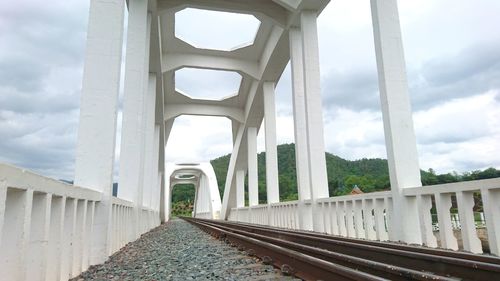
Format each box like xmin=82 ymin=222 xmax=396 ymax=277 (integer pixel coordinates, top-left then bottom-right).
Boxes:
xmin=231 ymin=120 xmax=240 ymax=145
xmin=236 ymin=170 xmax=245 ymax=208
xmin=263 ymin=82 xmax=280 ymax=204
xmin=74 ymin=0 xmax=124 ymax=192
xmin=289 ymin=27 xmax=313 ymax=231
xmin=289 ymin=27 xmax=311 ymax=202
xmin=300 ymin=11 xmax=329 ymax=201
xmin=142 ymin=74 xmax=157 ymax=208
xmin=150 ymin=125 xmax=161 ymax=211
xmin=370 ymin=0 xmax=423 ymax=244
xmin=118 ymin=0 xmax=151 ymax=239
xmin=247 ymin=127 xmax=259 ymax=206
xmin=73 ymin=0 xmax=124 ymax=265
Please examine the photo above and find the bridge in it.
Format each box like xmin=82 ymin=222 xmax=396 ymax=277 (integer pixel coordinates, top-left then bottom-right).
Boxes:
xmin=0 ymin=0 xmax=499 ymax=280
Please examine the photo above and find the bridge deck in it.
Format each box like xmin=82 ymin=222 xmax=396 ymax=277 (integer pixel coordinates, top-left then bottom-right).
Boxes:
xmin=72 ymin=219 xmax=297 ymax=281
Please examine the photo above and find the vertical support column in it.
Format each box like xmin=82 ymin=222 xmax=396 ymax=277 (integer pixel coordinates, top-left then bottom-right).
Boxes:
xmin=370 ymin=0 xmax=422 ymax=244
xmin=300 ymin=11 xmax=330 ymax=200
xmin=74 ymin=0 xmax=125 ymax=264
xmin=118 ymin=0 xmax=151 ymax=238
xmin=289 ymin=27 xmax=313 ymax=231
xmin=289 ymin=28 xmax=311 ymax=202
xmin=142 ymin=74 xmax=157 ymax=208
xmin=150 ymin=125 xmax=161 ymax=214
xmin=236 ymin=170 xmax=245 ymax=208
xmin=301 ymin=11 xmax=330 ymax=232
xmin=247 ymin=127 xmax=259 ymax=206
xmin=263 ymin=82 xmax=280 ymax=204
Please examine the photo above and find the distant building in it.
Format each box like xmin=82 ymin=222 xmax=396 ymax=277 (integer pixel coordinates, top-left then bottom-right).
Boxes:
xmin=350 ymin=185 xmax=364 ymax=195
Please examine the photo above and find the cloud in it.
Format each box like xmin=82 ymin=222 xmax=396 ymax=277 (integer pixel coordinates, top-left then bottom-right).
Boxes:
xmin=0 ymin=0 xmax=89 ymax=180
xmin=165 ymin=116 xmax=233 ymax=163
xmin=410 ymin=42 xmax=500 ymax=110
xmin=321 ymin=68 xmax=380 ymax=112
xmin=414 ymin=92 xmax=500 ymax=172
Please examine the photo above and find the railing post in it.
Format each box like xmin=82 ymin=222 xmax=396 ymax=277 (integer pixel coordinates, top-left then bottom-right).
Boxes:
xmin=353 ymin=200 xmax=365 ymax=238
xmin=60 ymin=198 xmax=77 ymax=280
xmin=416 ymin=195 xmax=437 ymax=247
xmin=329 ymin=202 xmax=339 ymax=235
xmin=374 ymin=198 xmax=388 ymax=241
xmin=363 ymin=199 xmax=376 ymax=240
xmin=0 ymin=180 xmax=6 ymax=243
xmin=46 ymin=196 xmax=65 ymax=280
xmin=435 ymin=193 xmax=458 ymax=250
xmin=0 ymin=188 xmax=33 ymax=280
xmin=337 ymin=201 xmax=347 ymax=237
xmin=456 ymin=191 xmax=482 ymax=253
xmin=26 ymin=193 xmax=51 ymax=280
xmin=482 ymin=188 xmax=500 ymax=255
xmin=370 ymin=0 xmax=423 ymax=244
xmin=345 ymin=201 xmax=356 ymax=238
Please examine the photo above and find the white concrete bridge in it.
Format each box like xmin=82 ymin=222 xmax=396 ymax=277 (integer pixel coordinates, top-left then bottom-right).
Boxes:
xmin=0 ymin=0 xmax=499 ymax=280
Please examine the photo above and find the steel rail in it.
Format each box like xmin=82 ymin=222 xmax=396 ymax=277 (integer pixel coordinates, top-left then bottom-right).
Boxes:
xmin=230 ymin=219 xmax=500 ymax=265
xmin=184 ymin=218 xmax=387 ymax=281
xmin=185 ymin=218 xmax=500 ymax=281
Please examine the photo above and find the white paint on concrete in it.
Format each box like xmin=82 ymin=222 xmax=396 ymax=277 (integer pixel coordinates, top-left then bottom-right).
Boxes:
xmin=370 ymin=0 xmax=423 ymax=244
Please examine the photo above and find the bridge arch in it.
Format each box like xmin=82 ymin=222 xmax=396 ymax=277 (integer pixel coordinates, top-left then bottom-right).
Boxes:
xmin=164 ymin=163 xmax=222 ymax=220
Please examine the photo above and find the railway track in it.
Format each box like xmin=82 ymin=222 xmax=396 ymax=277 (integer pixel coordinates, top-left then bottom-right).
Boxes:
xmin=183 ymin=217 xmax=500 ymax=281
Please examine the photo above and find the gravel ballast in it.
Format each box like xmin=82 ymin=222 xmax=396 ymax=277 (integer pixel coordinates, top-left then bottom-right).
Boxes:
xmin=73 ymin=218 xmax=299 ymax=281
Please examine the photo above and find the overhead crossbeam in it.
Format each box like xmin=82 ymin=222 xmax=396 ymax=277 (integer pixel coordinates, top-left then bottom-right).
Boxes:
xmin=163 ymin=52 xmax=260 ymax=79
xmin=158 ymin=0 xmax=288 ymax=26
xmin=164 ymin=103 xmax=245 ymax=123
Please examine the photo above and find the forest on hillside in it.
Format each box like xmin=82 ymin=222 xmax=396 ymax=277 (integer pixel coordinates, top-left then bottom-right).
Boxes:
xmin=171 ymin=143 xmax=500 ymax=207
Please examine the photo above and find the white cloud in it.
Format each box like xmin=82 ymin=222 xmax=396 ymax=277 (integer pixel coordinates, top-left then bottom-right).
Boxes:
xmin=165 ymin=116 xmax=233 ymax=163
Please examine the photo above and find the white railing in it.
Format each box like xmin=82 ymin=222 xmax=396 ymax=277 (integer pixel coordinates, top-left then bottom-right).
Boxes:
xmin=0 ymin=163 xmax=161 ymax=280
xmin=228 ymin=178 xmax=500 ymax=255
xmin=269 ymin=200 xmax=300 ymax=229
xmin=194 ymin=211 xmax=212 ymax=219
xmin=316 ymin=191 xmax=392 ymax=241
xmin=404 ymin=178 xmax=500 ymax=254
xmin=0 ymin=164 xmax=101 ymax=280
xmin=111 ymin=197 xmax=134 ymax=253
xmin=229 ymin=206 xmax=250 ymax=222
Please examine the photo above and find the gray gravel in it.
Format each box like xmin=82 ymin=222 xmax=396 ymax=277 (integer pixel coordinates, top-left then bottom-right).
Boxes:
xmin=73 ymin=218 xmax=299 ymax=281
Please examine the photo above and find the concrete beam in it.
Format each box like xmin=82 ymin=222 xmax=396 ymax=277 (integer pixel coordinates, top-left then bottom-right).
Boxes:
xmin=164 ymin=103 xmax=245 ymax=123
xmin=163 ymin=52 xmax=260 ymax=79
xmin=158 ymin=0 xmax=288 ymax=26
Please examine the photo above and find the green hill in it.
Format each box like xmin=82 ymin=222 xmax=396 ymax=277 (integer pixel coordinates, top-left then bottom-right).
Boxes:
xmin=210 ymin=143 xmax=500 ymax=204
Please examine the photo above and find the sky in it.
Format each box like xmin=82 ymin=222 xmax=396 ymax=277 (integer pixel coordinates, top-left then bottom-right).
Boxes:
xmin=0 ymin=0 xmax=499 ymax=182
